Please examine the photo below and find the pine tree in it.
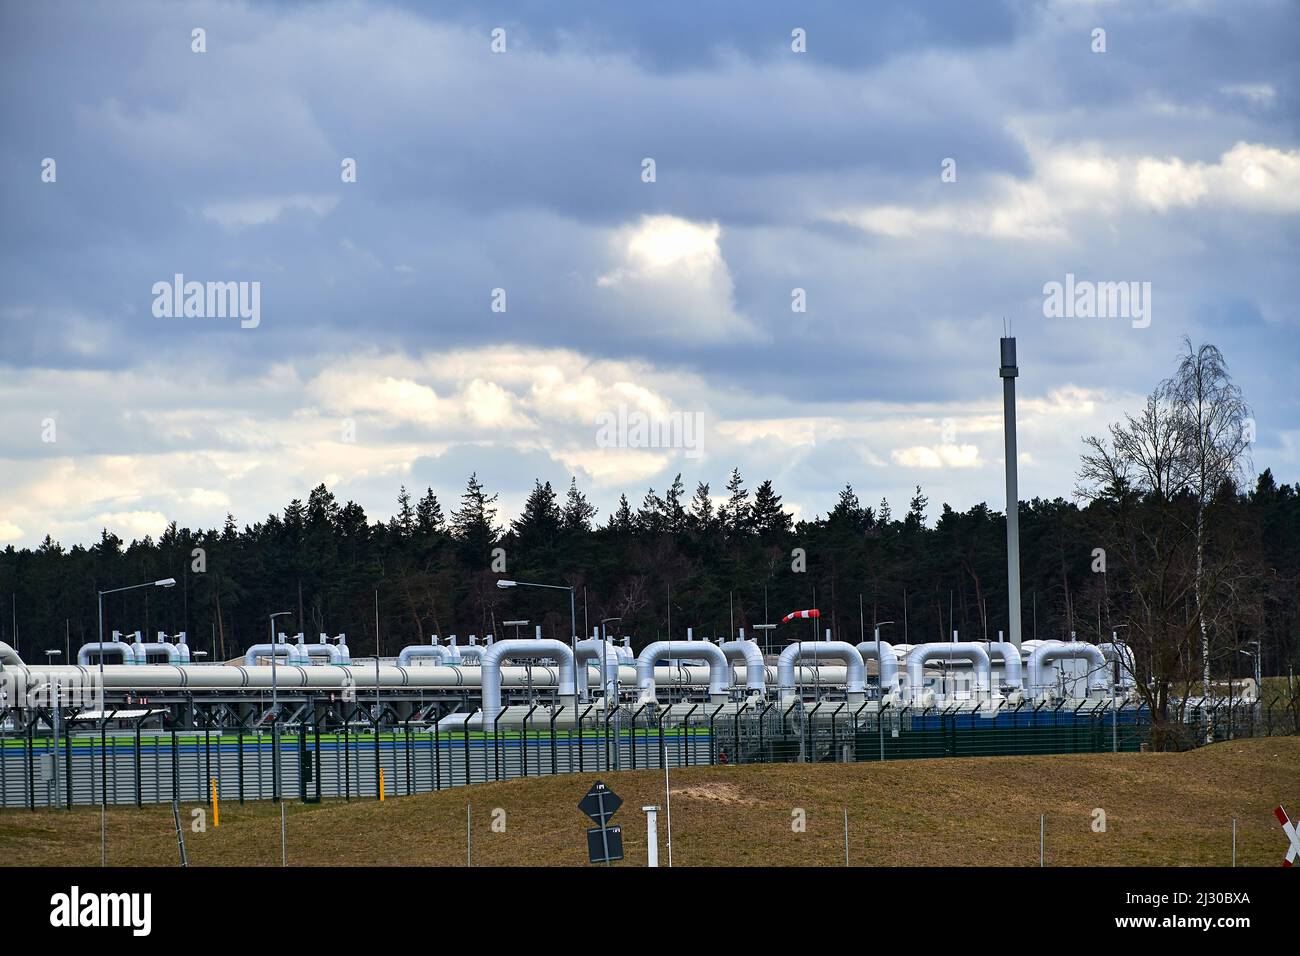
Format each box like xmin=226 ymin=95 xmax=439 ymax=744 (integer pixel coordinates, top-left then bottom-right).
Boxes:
xmin=561 ymin=477 xmax=598 ymax=532
xmin=450 ymin=472 xmax=500 ymax=555
xmin=393 ymin=485 xmax=416 ymax=536
xmin=661 ymin=474 xmax=688 ymax=533
xmin=829 ymin=484 xmax=865 ymax=530
xmin=607 ymin=494 xmax=635 ymax=533
xmin=906 ymin=485 xmax=929 ymax=530
xmin=688 ymin=481 xmax=715 ymax=532
xmin=751 ymin=479 xmax=792 ymax=537
xmin=878 ymin=497 xmax=893 ymax=526
xmin=512 ymin=480 xmax=561 ymax=543
xmin=306 ymin=483 xmax=340 ymax=529
xmin=720 ymin=468 xmax=750 ymax=536
xmin=637 ymin=488 xmax=665 ymax=533
xmin=416 ymin=488 xmax=445 ymax=534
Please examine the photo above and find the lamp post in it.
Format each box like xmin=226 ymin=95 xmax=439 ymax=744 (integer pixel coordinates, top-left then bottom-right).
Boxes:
xmin=601 ymin=617 xmax=622 ymax=770
xmin=752 ymin=623 xmax=777 ymax=659
xmin=96 ymin=577 xmax=175 ymax=863
xmin=268 ymin=611 xmax=293 ymax=802
xmin=1238 ymin=642 xmax=1262 ymax=694
xmin=873 ymin=622 xmax=895 ymax=761
xmin=45 ymin=650 xmax=62 ymax=809
xmin=1110 ymin=624 xmax=1130 ymax=752
xmin=496 ymin=578 xmax=577 ymax=708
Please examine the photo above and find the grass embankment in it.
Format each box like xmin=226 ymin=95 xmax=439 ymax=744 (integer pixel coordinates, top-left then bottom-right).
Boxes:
xmin=2 ymin=737 xmax=1296 ymax=867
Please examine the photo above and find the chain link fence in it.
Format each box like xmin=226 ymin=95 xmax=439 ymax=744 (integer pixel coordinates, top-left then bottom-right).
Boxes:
xmin=2 ymin=700 xmax=1295 ymax=810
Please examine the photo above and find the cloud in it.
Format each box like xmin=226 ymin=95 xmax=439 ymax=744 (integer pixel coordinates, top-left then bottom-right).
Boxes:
xmin=1219 ymin=83 xmax=1276 ymax=106
xmin=891 ymin=444 xmax=982 ymax=469
xmin=597 ymin=215 xmax=765 ymax=342
xmin=830 ymin=141 xmax=1300 ymax=241
xmin=1 ymin=0 xmax=1297 ymax=546
xmin=1135 ymin=143 xmax=1300 ymax=213
xmin=202 ymin=194 xmax=340 ymax=231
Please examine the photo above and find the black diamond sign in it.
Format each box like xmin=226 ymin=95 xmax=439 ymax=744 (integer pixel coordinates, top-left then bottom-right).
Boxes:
xmin=578 ymin=780 xmax=623 ymax=826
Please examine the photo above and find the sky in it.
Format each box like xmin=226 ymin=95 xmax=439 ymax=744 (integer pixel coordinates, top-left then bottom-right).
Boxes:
xmin=1 ymin=0 xmax=1298 ymax=548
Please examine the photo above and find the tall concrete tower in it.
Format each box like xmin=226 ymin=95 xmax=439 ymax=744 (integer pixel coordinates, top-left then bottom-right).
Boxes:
xmin=999 ymin=336 xmax=1023 ymax=648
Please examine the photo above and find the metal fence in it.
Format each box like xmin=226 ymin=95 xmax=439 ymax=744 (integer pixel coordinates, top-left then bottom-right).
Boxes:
xmin=2 ymin=700 xmax=1294 ymax=810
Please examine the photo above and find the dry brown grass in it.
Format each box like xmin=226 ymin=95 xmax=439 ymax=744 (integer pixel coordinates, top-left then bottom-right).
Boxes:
xmin=2 ymin=737 xmax=1296 ymax=867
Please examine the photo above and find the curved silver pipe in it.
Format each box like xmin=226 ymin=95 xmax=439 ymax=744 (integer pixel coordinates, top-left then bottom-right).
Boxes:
xmin=855 ymin=641 xmax=900 ymax=695
xmin=903 ymin=642 xmax=993 ymax=700
xmin=986 ymin=641 xmax=1023 ymax=690
xmin=396 ymin=644 xmax=457 ymax=668
xmin=1096 ymin=642 xmax=1137 ymax=688
xmin=134 ymin=640 xmax=182 ymax=664
xmin=77 ymin=640 xmax=139 ymax=666
xmin=719 ymin=639 xmax=766 ymax=695
xmin=778 ymin=641 xmax=866 ymax=702
xmin=298 ymin=640 xmax=347 ymax=665
xmin=636 ymin=641 xmax=729 ymax=704
xmin=1028 ymin=641 xmax=1111 ymax=695
xmin=480 ymin=639 xmax=576 ymax=727
xmin=243 ymin=643 xmax=309 ymax=666
xmin=0 ymin=640 xmax=24 ymax=668
xmin=457 ymin=645 xmax=485 ymax=666
xmin=575 ymin=638 xmax=621 ymax=701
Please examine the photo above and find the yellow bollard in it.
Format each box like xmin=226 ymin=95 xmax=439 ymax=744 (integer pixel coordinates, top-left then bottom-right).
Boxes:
xmin=379 ymin=768 xmax=385 ymax=801
xmin=210 ymin=777 xmax=219 ymax=827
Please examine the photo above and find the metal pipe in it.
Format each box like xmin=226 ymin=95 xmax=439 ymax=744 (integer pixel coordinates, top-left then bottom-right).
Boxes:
xmin=0 ymin=640 xmax=24 ymax=668
xmin=903 ymin=642 xmax=993 ymax=701
xmin=1096 ymin=642 xmax=1137 ymax=688
xmin=575 ymin=638 xmax=621 ymax=702
xmin=456 ymin=645 xmax=484 ymax=666
xmin=77 ymin=640 xmax=139 ymax=666
xmin=986 ymin=639 xmax=1023 ymax=690
xmin=479 ymin=639 xmax=576 ymax=728
xmin=636 ymin=641 xmax=729 ymax=705
xmin=395 ymin=644 xmax=457 ymax=668
xmin=719 ymin=637 xmax=766 ymax=696
xmin=778 ymin=642 xmax=865 ymax=703
xmin=1027 ymin=641 xmax=1111 ymax=696
xmin=135 ymin=636 xmax=183 ymax=664
xmin=855 ymin=641 xmax=900 ymax=695
xmin=243 ymin=643 xmax=309 ymax=666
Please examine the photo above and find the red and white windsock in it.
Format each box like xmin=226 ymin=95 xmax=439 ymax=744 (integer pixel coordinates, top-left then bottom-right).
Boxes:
xmin=780 ymin=609 xmax=821 ymax=624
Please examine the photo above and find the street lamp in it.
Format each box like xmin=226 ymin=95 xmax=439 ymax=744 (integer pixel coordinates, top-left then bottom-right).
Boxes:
xmin=1238 ymin=641 xmax=1262 ymax=693
xmin=497 ymin=578 xmax=578 ymax=719
xmin=872 ymin=622 xmax=896 ymax=761
xmin=45 ymin=650 xmax=62 ymax=809
xmin=95 ymin=576 xmax=174 ymax=864
xmin=752 ymin=623 xmax=777 ymax=659
xmin=601 ymin=617 xmax=622 ymax=769
xmin=268 ymin=611 xmax=293 ymax=802
xmin=1109 ymin=625 xmax=1131 ymax=752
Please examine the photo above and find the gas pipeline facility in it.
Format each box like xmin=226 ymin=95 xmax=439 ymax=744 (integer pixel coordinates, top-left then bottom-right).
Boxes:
xmin=0 ymin=338 xmax=1257 ymax=809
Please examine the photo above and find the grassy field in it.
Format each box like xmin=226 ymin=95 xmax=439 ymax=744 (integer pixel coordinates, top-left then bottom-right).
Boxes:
xmin=2 ymin=737 xmax=1296 ymax=867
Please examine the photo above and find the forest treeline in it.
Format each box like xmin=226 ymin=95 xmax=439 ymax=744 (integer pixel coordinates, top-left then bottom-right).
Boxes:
xmin=2 ymin=342 xmax=1297 ymax=723
xmin=1 ymin=468 xmax=1296 ymax=677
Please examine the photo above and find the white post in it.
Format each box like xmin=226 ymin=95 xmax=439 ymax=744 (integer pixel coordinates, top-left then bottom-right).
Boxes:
xmin=643 ymin=805 xmax=660 ymax=867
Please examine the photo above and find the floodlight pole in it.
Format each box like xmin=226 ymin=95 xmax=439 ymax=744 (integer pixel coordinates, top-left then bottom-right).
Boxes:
xmin=268 ymin=611 xmax=293 ymax=802
xmin=95 ymin=577 xmax=175 ymax=864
